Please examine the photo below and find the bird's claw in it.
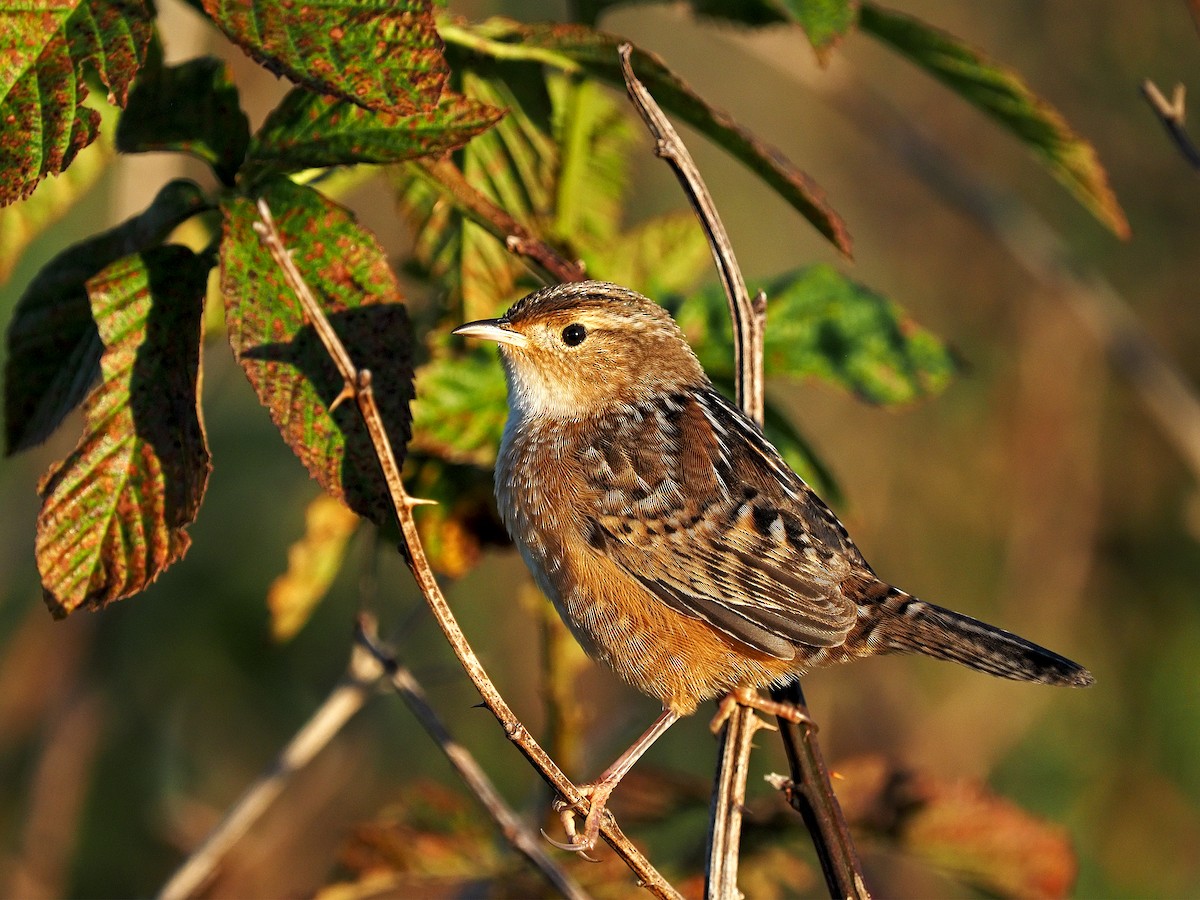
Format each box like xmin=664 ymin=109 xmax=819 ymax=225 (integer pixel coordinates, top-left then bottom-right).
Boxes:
xmin=545 ymin=785 xmax=607 ymax=859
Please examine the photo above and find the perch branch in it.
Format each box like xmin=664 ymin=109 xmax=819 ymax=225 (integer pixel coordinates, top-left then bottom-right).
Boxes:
xmin=251 ymin=200 xmax=680 ymax=899
xmin=1141 ymin=79 xmax=1200 ymax=168
xmin=355 ymin=616 xmax=590 ymax=900
xmin=618 ymin=44 xmax=867 ymax=900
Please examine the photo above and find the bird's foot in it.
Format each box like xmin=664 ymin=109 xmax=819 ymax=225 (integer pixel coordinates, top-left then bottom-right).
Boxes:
xmin=709 ymin=686 xmax=815 ymax=733
xmin=546 ymin=782 xmax=615 ymax=860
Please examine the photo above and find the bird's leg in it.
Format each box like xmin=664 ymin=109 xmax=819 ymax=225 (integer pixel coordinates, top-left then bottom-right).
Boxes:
xmin=549 ymin=707 xmax=680 ymax=854
xmin=709 ymin=685 xmax=814 ymax=733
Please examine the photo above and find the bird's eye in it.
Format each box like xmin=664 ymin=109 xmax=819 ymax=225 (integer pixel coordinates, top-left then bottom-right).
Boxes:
xmin=562 ymin=323 xmax=587 ymax=346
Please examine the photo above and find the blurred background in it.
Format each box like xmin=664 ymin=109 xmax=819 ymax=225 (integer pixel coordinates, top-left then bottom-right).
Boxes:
xmin=2 ymin=1 xmax=1198 ymax=896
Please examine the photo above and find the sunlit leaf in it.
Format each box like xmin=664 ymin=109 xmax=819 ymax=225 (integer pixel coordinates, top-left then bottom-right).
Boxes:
xmin=35 ymin=246 xmax=211 ymax=617
xmin=116 ymin=41 xmax=250 ymax=185
xmin=409 ymin=343 xmax=508 ymax=468
xmin=201 ymin=0 xmax=448 ymax=115
xmin=5 ymin=180 xmax=210 ymax=454
xmin=859 ymin=1 xmax=1129 ymax=239
xmin=439 ymin=17 xmax=853 ymax=256
xmin=0 ymin=0 xmax=154 ymax=205
xmin=581 ymin=210 xmax=710 ymax=298
xmin=243 ymin=87 xmax=502 ymax=186
xmin=221 ymin=178 xmax=414 ymax=529
xmin=673 ymin=264 xmax=959 ymax=405
xmin=268 ymin=494 xmax=360 ymax=641
xmin=0 ymin=130 xmax=113 ymax=284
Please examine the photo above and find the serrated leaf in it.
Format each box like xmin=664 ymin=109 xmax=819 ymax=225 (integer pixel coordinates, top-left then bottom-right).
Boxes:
xmin=859 ymin=2 xmax=1129 ymax=239
xmin=0 ymin=129 xmax=113 ymax=284
xmin=439 ymin=17 xmax=853 ymax=256
xmin=580 ymin=210 xmax=710 ymax=298
xmin=201 ymin=0 xmax=447 ymax=115
xmin=116 ymin=41 xmax=250 ymax=184
xmin=409 ymin=344 xmax=508 ymax=467
xmin=773 ymin=0 xmax=858 ymax=59
xmin=221 ymin=178 xmax=414 ymax=529
xmin=0 ymin=0 xmax=154 ymax=205
xmin=35 ymin=245 xmax=211 ymax=617
xmin=243 ymin=86 xmax=502 ymax=186
xmin=268 ymin=494 xmax=360 ymax=641
xmin=5 ymin=179 xmax=210 ymax=454
xmin=673 ymin=264 xmax=958 ymax=405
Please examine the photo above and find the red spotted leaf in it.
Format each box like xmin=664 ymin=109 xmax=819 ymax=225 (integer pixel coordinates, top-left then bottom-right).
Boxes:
xmin=201 ymin=0 xmax=447 ymax=115
xmin=242 ymin=86 xmax=502 ymax=185
xmin=36 ymin=246 xmax=212 ymax=617
xmin=220 ymin=178 xmax=414 ymax=529
xmin=1 ymin=0 xmax=154 ymax=205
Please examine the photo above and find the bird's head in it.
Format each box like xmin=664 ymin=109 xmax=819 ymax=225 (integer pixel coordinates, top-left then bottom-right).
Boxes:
xmin=453 ymin=281 xmax=708 ymax=421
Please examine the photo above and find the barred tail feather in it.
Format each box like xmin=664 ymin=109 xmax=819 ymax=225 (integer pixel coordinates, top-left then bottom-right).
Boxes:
xmin=876 ymin=591 xmax=1094 ymax=687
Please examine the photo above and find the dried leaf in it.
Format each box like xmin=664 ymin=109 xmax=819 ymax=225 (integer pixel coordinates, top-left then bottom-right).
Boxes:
xmin=201 ymin=0 xmax=448 ymax=115
xmin=0 ymin=0 xmax=154 ymax=204
xmin=268 ymin=494 xmax=360 ymax=641
xmin=36 ymin=246 xmax=211 ymax=617
xmin=221 ymin=178 xmax=414 ymax=529
xmin=860 ymin=2 xmax=1129 ymax=239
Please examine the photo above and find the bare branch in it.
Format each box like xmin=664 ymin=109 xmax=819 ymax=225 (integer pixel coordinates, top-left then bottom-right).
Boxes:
xmin=250 ymin=200 xmax=681 ymax=899
xmin=356 ymin=616 xmax=590 ymax=900
xmin=1141 ymin=79 xmax=1200 ymax=168
xmin=159 ymin=644 xmax=382 ymax=900
xmin=618 ymin=43 xmax=868 ymax=900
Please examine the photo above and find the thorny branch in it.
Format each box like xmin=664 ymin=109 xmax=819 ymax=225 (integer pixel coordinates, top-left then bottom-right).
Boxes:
xmin=247 ymin=200 xmax=680 ymax=899
xmin=1142 ymin=79 xmax=1200 ymax=168
xmin=618 ymin=44 xmax=868 ymax=900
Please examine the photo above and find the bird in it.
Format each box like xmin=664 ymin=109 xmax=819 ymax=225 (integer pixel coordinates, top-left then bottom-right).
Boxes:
xmin=453 ymin=280 xmax=1093 ymax=853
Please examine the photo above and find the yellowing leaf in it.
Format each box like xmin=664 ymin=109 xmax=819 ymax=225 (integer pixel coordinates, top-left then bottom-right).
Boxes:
xmin=268 ymin=494 xmax=360 ymax=641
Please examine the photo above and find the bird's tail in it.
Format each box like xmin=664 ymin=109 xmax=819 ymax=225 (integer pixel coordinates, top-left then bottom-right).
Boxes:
xmin=867 ymin=588 xmax=1094 ymax=687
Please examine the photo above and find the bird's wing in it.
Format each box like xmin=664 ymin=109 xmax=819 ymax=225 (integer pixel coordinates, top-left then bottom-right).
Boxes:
xmin=580 ymin=388 xmax=861 ymax=660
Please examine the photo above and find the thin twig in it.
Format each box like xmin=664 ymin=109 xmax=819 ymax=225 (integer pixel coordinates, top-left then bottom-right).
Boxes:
xmin=159 ymin=644 xmax=383 ymax=900
xmin=251 ymin=200 xmax=681 ymax=899
xmin=618 ymin=44 xmax=867 ymax=900
xmin=1141 ymin=79 xmax=1200 ymax=168
xmin=409 ymin=157 xmax=588 ymax=284
xmin=355 ymin=616 xmax=590 ymax=900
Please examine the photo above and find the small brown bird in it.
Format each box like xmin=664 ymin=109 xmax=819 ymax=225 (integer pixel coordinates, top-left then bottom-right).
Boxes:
xmin=454 ymin=280 xmax=1092 ymax=852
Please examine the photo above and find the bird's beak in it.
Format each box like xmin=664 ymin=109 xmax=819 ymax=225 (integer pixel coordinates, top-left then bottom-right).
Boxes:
xmin=452 ymin=317 xmax=529 ymax=349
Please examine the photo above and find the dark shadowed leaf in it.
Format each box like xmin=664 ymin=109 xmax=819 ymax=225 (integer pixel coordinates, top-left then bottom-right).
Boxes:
xmin=405 ymin=456 xmax=508 ymax=577
xmin=5 ymin=180 xmax=210 ymax=454
xmin=859 ymin=2 xmax=1129 ymax=239
xmin=0 ymin=132 xmax=113 ymax=284
xmin=243 ymin=87 xmax=502 ymax=186
xmin=116 ymin=41 xmax=250 ymax=185
xmin=221 ymin=178 xmax=414 ymax=529
xmin=0 ymin=0 xmax=154 ymax=205
xmin=439 ymin=17 xmax=853 ymax=256
xmin=672 ymin=264 xmax=959 ymax=405
xmin=201 ymin=0 xmax=447 ymax=115
xmin=36 ymin=246 xmax=212 ymax=617
xmin=268 ymin=494 xmax=360 ymax=641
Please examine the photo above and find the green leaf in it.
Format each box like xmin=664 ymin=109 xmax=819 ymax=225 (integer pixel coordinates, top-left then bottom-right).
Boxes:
xmin=220 ymin=178 xmax=414 ymax=529
xmin=580 ymin=210 xmax=711 ymax=298
xmin=673 ymin=264 xmax=959 ymax=405
xmin=35 ymin=245 xmax=212 ymax=617
xmin=0 ymin=129 xmax=113 ymax=285
xmin=0 ymin=0 xmax=154 ymax=205
xmin=243 ymin=86 xmax=503 ymax=186
xmin=772 ymin=0 xmax=858 ymax=58
xmin=439 ymin=17 xmax=853 ymax=256
xmin=859 ymin=2 xmax=1129 ymax=239
xmin=201 ymin=0 xmax=448 ymax=115
xmin=409 ymin=343 xmax=508 ymax=467
xmin=116 ymin=41 xmax=250 ymax=185
xmin=5 ymin=179 xmax=210 ymax=454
